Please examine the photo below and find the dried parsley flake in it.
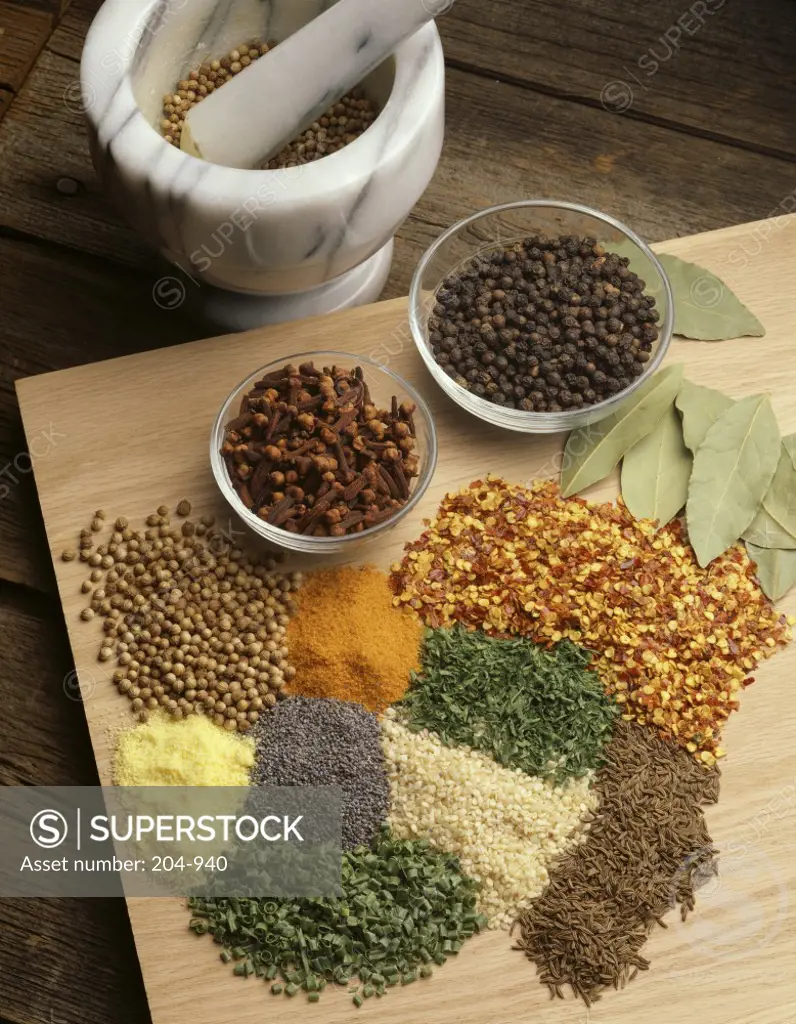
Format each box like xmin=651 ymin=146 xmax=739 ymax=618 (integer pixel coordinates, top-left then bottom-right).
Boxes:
xmin=398 ymin=625 xmax=617 ymax=783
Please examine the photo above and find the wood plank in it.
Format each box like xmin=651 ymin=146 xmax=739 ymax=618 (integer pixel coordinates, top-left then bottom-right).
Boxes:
xmin=37 ymin=0 xmax=94 ymax=60
xmin=12 ymin=0 xmax=73 ymax=22
xmin=0 ymin=234 xmax=198 ymax=590
xmin=15 ymin=214 xmax=796 ymax=1024
xmin=2 ymin=0 xmax=795 ymax=292
xmin=0 ymin=587 xmax=150 ymax=1024
xmin=439 ymin=0 xmax=796 ymax=159
xmin=0 ymin=3 xmax=52 ymax=122
xmin=0 ymin=895 xmax=149 ymax=1024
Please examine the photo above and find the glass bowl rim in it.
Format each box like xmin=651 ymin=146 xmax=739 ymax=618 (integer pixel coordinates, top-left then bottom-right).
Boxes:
xmin=209 ymin=349 xmax=439 ymax=549
xmin=407 ymin=198 xmax=675 ymax=429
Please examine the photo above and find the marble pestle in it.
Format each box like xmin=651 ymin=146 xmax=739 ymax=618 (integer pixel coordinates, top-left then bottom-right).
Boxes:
xmin=182 ymin=0 xmax=451 ymax=169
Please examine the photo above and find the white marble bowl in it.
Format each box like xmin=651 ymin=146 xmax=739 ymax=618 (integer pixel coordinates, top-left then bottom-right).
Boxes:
xmin=80 ymin=0 xmax=445 ymax=323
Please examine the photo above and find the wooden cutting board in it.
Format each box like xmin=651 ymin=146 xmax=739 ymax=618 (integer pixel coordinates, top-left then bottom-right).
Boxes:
xmin=16 ymin=214 xmax=796 ymax=1024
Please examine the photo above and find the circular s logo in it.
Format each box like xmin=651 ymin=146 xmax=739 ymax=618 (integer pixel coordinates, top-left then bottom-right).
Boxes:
xmin=30 ymin=810 xmax=68 ymax=848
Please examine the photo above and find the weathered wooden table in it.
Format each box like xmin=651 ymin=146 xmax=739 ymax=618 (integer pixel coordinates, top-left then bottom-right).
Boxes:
xmin=0 ymin=2 xmax=794 ymax=1023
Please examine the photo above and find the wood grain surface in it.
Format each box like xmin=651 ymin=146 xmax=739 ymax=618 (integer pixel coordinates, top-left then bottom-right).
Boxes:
xmin=0 ymin=3 xmax=52 ymax=122
xmin=439 ymin=0 xmax=796 ymax=158
xmin=2 ymin=2 xmax=795 ymax=1023
xmin=15 ymin=214 xmax=796 ymax=1024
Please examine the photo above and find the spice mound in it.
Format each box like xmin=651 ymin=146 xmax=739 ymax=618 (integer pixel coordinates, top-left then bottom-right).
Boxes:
xmin=391 ymin=478 xmax=791 ymax=762
xmin=430 ymin=235 xmax=660 ymax=412
xmin=70 ymin=503 xmax=300 ymax=732
xmin=514 ymin=720 xmax=720 ymax=1003
xmin=159 ymin=40 xmax=378 ymax=164
xmin=400 ymin=625 xmax=617 ymax=783
xmin=222 ymin=362 xmax=420 ymax=537
xmin=381 ymin=710 xmax=597 ymax=930
xmin=188 ymin=830 xmax=487 ymax=1005
xmin=252 ymin=696 xmax=389 ymax=850
xmin=286 ymin=564 xmax=422 ymax=711
xmin=114 ymin=712 xmax=254 ymax=786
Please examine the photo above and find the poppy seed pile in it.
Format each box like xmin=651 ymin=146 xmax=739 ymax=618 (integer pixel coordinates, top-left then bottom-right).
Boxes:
xmin=252 ymin=696 xmax=389 ymax=850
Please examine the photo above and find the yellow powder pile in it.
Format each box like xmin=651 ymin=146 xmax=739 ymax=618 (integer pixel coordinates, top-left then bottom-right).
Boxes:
xmin=286 ymin=564 xmax=423 ymax=713
xmin=114 ymin=712 xmax=254 ymax=786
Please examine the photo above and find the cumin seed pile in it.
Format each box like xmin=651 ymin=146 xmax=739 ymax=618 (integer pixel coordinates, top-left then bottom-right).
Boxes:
xmin=513 ymin=719 xmax=720 ymax=1004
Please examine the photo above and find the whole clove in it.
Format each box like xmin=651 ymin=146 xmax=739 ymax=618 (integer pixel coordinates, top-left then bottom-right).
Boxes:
xmin=221 ymin=362 xmax=420 ymax=537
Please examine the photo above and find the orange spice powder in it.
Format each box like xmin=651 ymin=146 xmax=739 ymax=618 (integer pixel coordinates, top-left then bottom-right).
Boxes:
xmin=285 ymin=564 xmax=422 ymax=712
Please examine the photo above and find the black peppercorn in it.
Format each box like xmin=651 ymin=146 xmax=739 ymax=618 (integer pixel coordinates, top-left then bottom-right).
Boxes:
xmin=430 ymin=234 xmax=660 ymax=412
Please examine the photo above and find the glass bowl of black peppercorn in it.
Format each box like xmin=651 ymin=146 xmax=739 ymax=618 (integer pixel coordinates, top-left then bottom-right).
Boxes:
xmin=409 ymin=200 xmax=674 ymax=432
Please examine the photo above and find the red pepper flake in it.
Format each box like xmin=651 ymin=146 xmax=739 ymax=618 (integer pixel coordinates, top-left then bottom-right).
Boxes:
xmin=390 ymin=477 xmax=791 ymax=765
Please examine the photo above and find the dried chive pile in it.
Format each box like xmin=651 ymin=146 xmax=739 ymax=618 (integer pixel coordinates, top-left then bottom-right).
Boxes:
xmin=286 ymin=565 xmax=421 ymax=712
xmin=252 ymin=696 xmax=389 ymax=850
xmin=67 ymin=503 xmax=300 ymax=731
xmin=222 ymin=362 xmax=420 ymax=537
xmin=391 ymin=477 xmax=791 ymax=763
xmin=188 ymin=830 xmax=487 ymax=1004
xmin=429 ymin=236 xmax=660 ymax=411
xmin=159 ymin=41 xmax=378 ymax=164
xmin=382 ymin=710 xmax=597 ymax=929
xmin=399 ymin=626 xmax=617 ymax=783
xmin=514 ymin=720 xmax=720 ymax=1003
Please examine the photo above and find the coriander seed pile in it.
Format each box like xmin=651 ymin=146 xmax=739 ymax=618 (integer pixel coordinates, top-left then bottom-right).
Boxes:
xmin=67 ymin=502 xmax=301 ymax=732
xmin=159 ymin=41 xmax=377 ymax=166
xmin=430 ymin=236 xmax=660 ymax=411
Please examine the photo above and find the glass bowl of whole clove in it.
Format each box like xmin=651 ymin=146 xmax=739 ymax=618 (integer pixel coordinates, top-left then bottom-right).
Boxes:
xmin=212 ymin=352 xmax=438 ymax=552
xmin=409 ymin=200 xmax=674 ymax=433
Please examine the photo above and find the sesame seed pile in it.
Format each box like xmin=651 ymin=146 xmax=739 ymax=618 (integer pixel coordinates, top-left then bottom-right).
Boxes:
xmin=381 ymin=710 xmax=597 ymax=929
xmin=252 ymin=696 xmax=389 ymax=850
xmin=159 ymin=41 xmax=378 ymax=166
xmin=390 ymin=477 xmax=791 ymax=765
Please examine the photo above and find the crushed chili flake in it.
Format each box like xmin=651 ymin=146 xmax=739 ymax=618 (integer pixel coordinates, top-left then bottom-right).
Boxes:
xmin=390 ymin=477 xmax=791 ymax=766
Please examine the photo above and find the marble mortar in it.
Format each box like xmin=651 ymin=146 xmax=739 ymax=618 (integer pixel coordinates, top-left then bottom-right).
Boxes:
xmin=80 ymin=0 xmax=445 ymax=327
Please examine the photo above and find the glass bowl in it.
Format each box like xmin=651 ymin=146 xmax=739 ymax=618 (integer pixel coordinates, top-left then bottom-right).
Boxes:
xmin=408 ymin=200 xmax=674 ymax=433
xmin=210 ymin=350 xmax=438 ymax=554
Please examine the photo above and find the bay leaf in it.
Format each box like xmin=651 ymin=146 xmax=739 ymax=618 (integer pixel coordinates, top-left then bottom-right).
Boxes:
xmin=600 ymin=241 xmax=765 ymax=341
xmin=686 ymin=394 xmax=781 ymax=567
xmin=657 ymin=253 xmax=765 ymax=341
xmin=561 ymin=364 xmax=684 ymax=497
xmin=746 ymin=541 xmax=796 ymax=602
xmin=743 ymin=506 xmax=796 ymax=550
xmin=783 ymin=433 xmax=796 ymax=470
xmin=675 ymin=379 xmax=735 ymax=454
xmin=621 ymin=404 xmax=692 ymax=526
xmin=761 ymin=446 xmax=796 ymax=535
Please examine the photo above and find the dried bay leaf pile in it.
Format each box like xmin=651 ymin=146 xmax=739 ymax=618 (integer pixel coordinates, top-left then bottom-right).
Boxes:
xmin=559 ymin=244 xmax=793 ymax=600
xmin=562 ymin=369 xmax=796 ymax=602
